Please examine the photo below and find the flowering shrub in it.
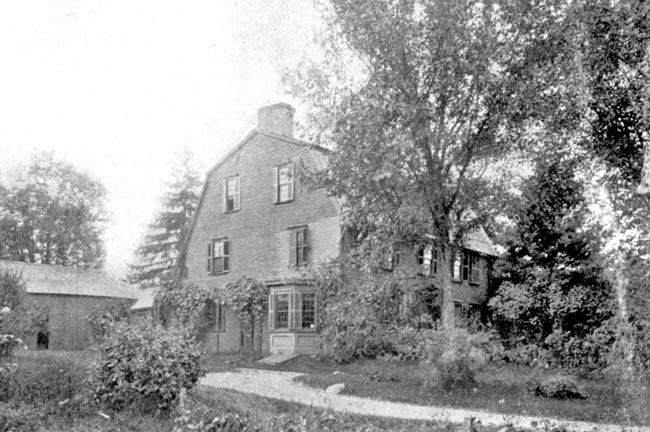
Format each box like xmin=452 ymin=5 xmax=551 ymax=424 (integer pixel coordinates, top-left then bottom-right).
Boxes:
xmin=89 ymin=319 xmax=203 ymax=413
xmin=0 ymin=334 xmax=22 ymax=357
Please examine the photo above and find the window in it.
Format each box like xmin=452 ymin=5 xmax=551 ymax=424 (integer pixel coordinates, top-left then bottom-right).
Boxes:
xmin=454 ymin=303 xmax=480 ymax=329
xmin=223 ymin=175 xmax=240 ymax=212
xmin=381 ymin=245 xmax=399 ymax=270
xmin=289 ymin=226 xmax=308 ymax=267
xmin=417 ymin=244 xmax=433 ymax=275
xmin=275 ymin=293 xmax=289 ymax=328
xmin=273 ymin=163 xmax=294 ymax=203
xmin=205 ymin=301 xmax=226 ymax=332
xmin=453 ymin=251 xmax=479 ymax=283
xmin=207 ymin=239 xmax=230 ymax=274
xmin=301 ymin=293 xmax=316 ymax=329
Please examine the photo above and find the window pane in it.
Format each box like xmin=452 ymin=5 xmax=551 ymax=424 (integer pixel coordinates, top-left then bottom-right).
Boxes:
xmin=302 ymin=293 xmax=316 ymax=329
xmin=275 ymin=294 xmax=289 ymax=328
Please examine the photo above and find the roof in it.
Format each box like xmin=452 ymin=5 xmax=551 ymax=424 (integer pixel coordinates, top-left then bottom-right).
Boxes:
xmin=0 ymin=260 xmax=140 ymax=299
xmin=131 ymin=288 xmax=155 ymax=311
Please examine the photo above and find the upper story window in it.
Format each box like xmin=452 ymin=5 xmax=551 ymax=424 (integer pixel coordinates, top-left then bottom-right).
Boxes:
xmin=273 ymin=163 xmax=294 ymax=203
xmin=289 ymin=226 xmax=308 ymax=267
xmin=417 ymin=244 xmax=438 ymax=276
xmin=223 ymin=175 xmax=240 ymax=213
xmin=453 ymin=250 xmax=479 ymax=284
xmin=207 ymin=238 xmax=230 ymax=275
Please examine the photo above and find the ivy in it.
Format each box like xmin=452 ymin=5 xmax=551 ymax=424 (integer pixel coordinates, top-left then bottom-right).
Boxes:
xmin=155 ymin=277 xmax=268 ymax=353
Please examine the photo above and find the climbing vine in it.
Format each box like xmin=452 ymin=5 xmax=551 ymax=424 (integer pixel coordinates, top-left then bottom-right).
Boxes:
xmin=155 ymin=277 xmax=268 ymax=353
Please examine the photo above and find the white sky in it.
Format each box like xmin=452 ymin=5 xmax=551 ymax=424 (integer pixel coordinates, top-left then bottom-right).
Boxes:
xmin=0 ymin=1 xmax=323 ymax=278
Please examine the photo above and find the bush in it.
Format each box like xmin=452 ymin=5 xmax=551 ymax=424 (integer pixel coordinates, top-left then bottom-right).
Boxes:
xmin=0 ymin=334 xmax=22 ymax=357
xmin=86 ymin=299 xmax=130 ymax=342
xmin=89 ymin=319 xmax=204 ymax=413
xmin=533 ymin=375 xmax=587 ymax=399
xmin=319 ymin=300 xmax=394 ymax=364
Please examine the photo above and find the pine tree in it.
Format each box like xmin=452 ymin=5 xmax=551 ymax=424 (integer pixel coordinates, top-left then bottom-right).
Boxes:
xmin=128 ymin=150 xmax=201 ymax=289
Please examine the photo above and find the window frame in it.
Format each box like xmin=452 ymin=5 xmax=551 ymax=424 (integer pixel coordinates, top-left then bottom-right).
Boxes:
xmin=274 ymin=293 xmax=290 ymax=329
xmin=288 ymin=226 xmax=308 ymax=267
xmin=208 ymin=238 xmax=230 ymax=275
xmin=274 ymin=163 xmax=294 ymax=204
xmin=223 ymin=175 xmax=240 ymax=213
xmin=301 ymin=292 xmax=317 ymax=330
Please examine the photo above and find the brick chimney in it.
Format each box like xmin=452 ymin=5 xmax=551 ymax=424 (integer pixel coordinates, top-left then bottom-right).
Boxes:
xmin=257 ymin=103 xmax=294 ymax=137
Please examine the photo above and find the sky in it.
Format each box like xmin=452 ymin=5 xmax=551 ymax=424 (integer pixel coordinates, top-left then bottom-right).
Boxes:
xmin=0 ymin=1 xmax=324 ymax=278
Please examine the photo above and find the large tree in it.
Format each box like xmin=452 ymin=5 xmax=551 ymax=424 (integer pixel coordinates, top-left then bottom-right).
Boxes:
xmin=0 ymin=153 xmax=107 ymax=268
xmin=294 ymin=0 xmax=537 ymax=328
xmin=128 ymin=150 xmax=201 ymax=289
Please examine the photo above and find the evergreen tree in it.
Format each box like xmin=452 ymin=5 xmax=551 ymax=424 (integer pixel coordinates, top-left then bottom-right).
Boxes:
xmin=490 ymin=155 xmax=613 ymax=355
xmin=128 ymin=150 xmax=201 ymax=289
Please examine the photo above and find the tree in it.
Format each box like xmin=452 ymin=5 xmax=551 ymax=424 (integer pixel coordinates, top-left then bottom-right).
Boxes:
xmin=292 ymin=0 xmax=536 ymax=329
xmin=489 ymin=155 xmax=613 ymax=367
xmin=128 ymin=149 xmax=201 ymax=289
xmin=0 ymin=153 xmax=107 ymax=268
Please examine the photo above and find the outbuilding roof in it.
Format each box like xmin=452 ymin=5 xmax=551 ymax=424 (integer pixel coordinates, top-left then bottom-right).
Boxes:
xmin=0 ymin=260 xmax=139 ymax=299
xmin=131 ymin=288 xmax=155 ymax=311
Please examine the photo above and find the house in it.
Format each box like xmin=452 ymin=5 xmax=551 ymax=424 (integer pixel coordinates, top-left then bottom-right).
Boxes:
xmin=0 ymin=260 xmax=139 ymax=350
xmin=180 ymin=103 xmax=497 ymax=356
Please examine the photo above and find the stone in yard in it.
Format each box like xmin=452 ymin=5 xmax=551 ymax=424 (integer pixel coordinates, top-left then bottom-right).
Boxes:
xmin=534 ymin=375 xmax=587 ymax=399
xmin=325 ymin=383 xmax=345 ymax=395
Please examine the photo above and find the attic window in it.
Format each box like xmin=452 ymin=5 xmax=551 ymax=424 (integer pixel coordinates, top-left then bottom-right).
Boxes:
xmin=223 ymin=175 xmax=240 ymax=213
xmin=273 ymin=163 xmax=294 ymax=203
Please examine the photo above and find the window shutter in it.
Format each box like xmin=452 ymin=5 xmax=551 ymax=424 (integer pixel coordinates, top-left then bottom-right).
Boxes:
xmin=289 ymin=230 xmax=297 ymax=267
xmin=295 ymin=292 xmax=302 ymax=330
xmin=234 ymin=175 xmax=241 ymax=211
xmin=272 ymin=167 xmax=279 ymax=203
xmin=313 ymin=293 xmax=318 ymax=331
xmin=222 ymin=179 xmax=227 ymax=212
xmin=302 ymin=227 xmax=308 ymax=262
xmin=288 ymin=163 xmax=294 ymax=201
xmin=268 ymin=294 xmax=275 ymax=330
xmin=223 ymin=240 xmax=230 ymax=271
xmin=207 ymin=243 xmax=213 ymax=273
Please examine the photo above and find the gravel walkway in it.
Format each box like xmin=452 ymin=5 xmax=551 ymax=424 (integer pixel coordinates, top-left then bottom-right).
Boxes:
xmin=201 ymin=368 xmax=649 ymax=432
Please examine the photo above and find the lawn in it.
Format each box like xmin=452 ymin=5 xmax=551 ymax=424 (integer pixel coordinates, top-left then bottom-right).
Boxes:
xmin=202 ymin=353 xmax=649 ymax=427
xmin=0 ymin=350 xmax=452 ymax=432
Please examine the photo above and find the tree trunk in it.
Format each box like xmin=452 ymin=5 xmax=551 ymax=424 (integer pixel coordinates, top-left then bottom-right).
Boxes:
xmin=639 ymin=142 xmax=650 ymax=194
xmin=440 ymin=245 xmax=455 ymax=330
xmin=613 ymin=263 xmax=635 ymax=380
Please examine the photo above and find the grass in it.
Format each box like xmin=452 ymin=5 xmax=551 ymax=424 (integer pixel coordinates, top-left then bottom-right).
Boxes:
xmin=202 ymin=353 xmax=648 ymax=427
xmin=0 ymin=350 xmax=460 ymax=432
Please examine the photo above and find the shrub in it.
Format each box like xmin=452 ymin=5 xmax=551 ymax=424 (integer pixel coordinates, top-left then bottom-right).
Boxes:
xmin=533 ymin=375 xmax=587 ymax=399
xmin=89 ymin=319 xmax=204 ymax=413
xmin=0 ymin=334 xmax=22 ymax=357
xmin=86 ymin=299 xmax=130 ymax=342
xmin=319 ymin=300 xmax=394 ymax=363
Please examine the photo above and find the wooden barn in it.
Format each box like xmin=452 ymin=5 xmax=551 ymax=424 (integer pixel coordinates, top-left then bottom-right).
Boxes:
xmin=0 ymin=260 xmax=139 ymax=350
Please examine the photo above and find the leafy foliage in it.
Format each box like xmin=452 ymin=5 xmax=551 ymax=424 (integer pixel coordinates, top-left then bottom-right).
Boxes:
xmin=128 ymin=149 xmax=201 ymax=289
xmin=222 ymin=277 xmax=269 ymax=353
xmin=290 ymin=0 xmax=542 ymax=328
xmin=0 ymin=267 xmax=47 ymax=354
xmin=489 ymin=156 xmax=614 ymax=370
xmin=0 ymin=152 xmax=107 ymax=268
xmin=305 ymin=261 xmax=402 ymax=363
xmin=89 ymin=319 xmax=203 ymax=413
xmin=86 ymin=299 xmax=130 ymax=342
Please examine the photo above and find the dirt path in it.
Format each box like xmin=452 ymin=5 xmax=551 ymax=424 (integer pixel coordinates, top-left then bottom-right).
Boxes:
xmin=201 ymin=368 xmax=648 ymax=432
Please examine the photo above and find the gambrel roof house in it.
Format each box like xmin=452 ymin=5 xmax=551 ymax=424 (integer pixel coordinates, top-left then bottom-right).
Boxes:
xmin=180 ymin=103 xmax=497 ymax=356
